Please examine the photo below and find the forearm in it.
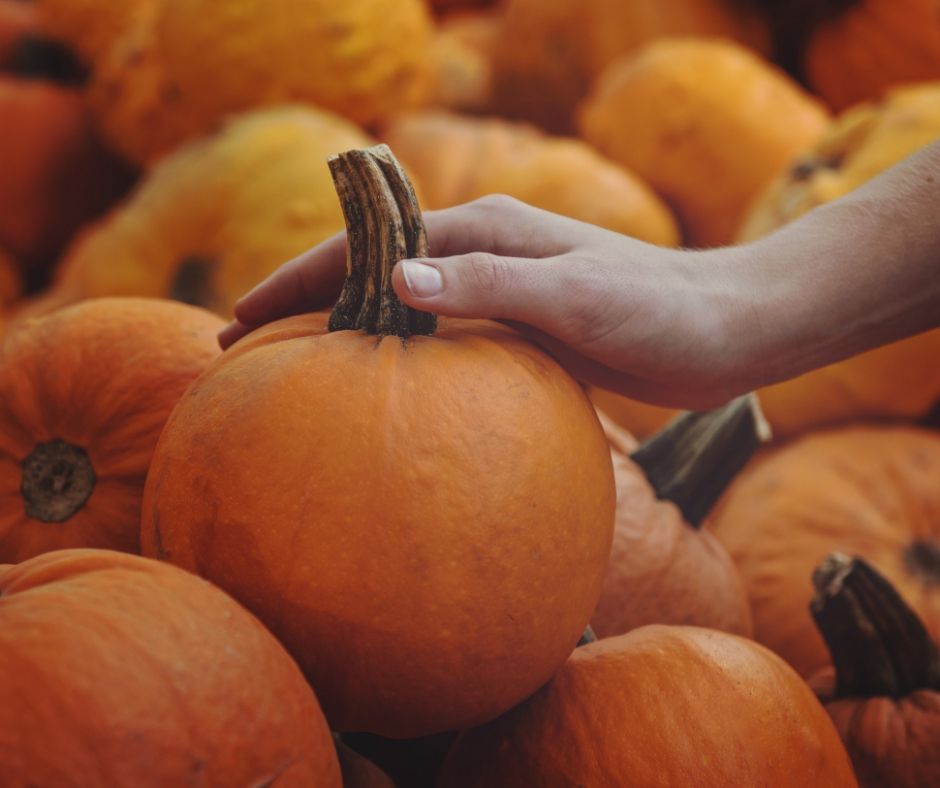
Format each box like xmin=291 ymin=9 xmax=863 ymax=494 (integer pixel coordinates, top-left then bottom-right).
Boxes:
xmin=733 ymin=140 xmax=940 ymax=387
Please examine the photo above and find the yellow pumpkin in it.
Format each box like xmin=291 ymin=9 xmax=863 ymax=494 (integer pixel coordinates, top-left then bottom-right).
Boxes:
xmin=92 ymin=0 xmax=433 ymax=165
xmin=579 ymin=37 xmax=830 ymax=247
xmin=381 ymin=110 xmax=679 ymax=245
xmin=16 ymin=106 xmax=373 ymax=321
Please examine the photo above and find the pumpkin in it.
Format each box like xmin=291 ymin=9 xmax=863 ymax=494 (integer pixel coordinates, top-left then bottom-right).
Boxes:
xmin=579 ymin=37 xmax=830 ymax=247
xmin=34 ymin=0 xmax=150 ymax=67
xmin=427 ymin=10 xmax=501 ymax=113
xmin=711 ymin=426 xmax=940 ymax=679
xmin=0 ymin=247 xmax=19 ymax=308
xmin=140 ymin=145 xmax=616 ymax=737
xmin=590 ymin=396 xmax=766 ymax=640
xmin=438 ymin=625 xmax=857 ymax=786
xmin=809 ymin=554 xmax=940 ymax=788
xmin=92 ymin=0 xmax=433 ymax=165
xmin=381 ymin=110 xmax=679 ymax=245
xmin=0 ymin=298 xmax=224 ymax=562
xmin=0 ymin=548 xmax=341 ymax=785
xmin=805 ymin=0 xmax=940 ymax=111
xmin=491 ymin=0 xmax=767 ymax=132
xmin=429 ymin=0 xmax=500 ymax=15
xmin=17 ymin=105 xmax=371 ymax=321
xmin=0 ymin=77 xmax=132 ymax=276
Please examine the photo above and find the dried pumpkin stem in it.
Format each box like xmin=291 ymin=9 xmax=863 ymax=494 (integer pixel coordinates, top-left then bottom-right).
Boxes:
xmin=811 ymin=553 xmax=940 ymax=699
xmin=629 ymin=394 xmax=771 ymax=527
xmin=327 ymin=145 xmax=435 ymax=338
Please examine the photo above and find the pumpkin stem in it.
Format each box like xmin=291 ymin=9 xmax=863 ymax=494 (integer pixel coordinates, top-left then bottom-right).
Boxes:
xmin=20 ymin=438 xmax=96 ymax=523
xmin=811 ymin=553 xmax=940 ymax=699
xmin=327 ymin=145 xmax=435 ymax=338
xmin=629 ymin=394 xmax=771 ymax=527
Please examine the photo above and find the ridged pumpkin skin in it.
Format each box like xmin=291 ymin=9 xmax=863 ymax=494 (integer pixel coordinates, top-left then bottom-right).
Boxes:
xmin=591 ymin=418 xmax=752 ymax=639
xmin=0 ymin=298 xmax=224 ymax=562
xmin=711 ymin=427 xmax=940 ymax=678
xmin=811 ymin=668 xmax=940 ymax=787
xmin=21 ymin=106 xmax=371 ymax=321
xmin=580 ymin=37 xmax=830 ymax=246
xmin=492 ymin=0 xmax=767 ymax=132
xmin=381 ymin=111 xmax=679 ymax=246
xmin=805 ymin=0 xmax=940 ymax=111
xmin=93 ymin=0 xmax=432 ymax=165
xmin=0 ymin=548 xmax=341 ymax=786
xmin=141 ymin=312 xmax=616 ymax=737
xmin=439 ymin=626 xmax=857 ymax=787
xmin=0 ymin=78 xmax=131 ymax=270
xmin=35 ymin=0 xmax=151 ymax=65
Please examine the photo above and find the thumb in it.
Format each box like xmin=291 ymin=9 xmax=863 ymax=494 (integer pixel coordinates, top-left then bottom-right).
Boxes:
xmin=392 ymin=252 xmax=574 ymax=330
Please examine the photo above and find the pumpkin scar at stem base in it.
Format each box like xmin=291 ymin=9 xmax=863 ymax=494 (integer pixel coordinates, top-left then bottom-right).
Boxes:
xmin=326 ymin=144 xmax=435 ymax=339
xmin=904 ymin=540 xmax=940 ymax=586
xmin=20 ymin=438 xmax=96 ymax=523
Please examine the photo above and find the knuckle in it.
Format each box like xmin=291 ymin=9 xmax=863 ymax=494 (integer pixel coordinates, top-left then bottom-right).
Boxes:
xmin=469 ymin=193 xmax=527 ymax=216
xmin=464 ymin=251 xmax=513 ymax=294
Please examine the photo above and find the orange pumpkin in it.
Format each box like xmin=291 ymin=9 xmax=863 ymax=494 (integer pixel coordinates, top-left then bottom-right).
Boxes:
xmin=141 ymin=146 xmax=616 ymax=737
xmin=92 ymin=0 xmax=433 ymax=165
xmin=711 ymin=426 xmax=940 ymax=679
xmin=590 ymin=398 xmax=765 ymax=639
xmin=0 ymin=548 xmax=341 ymax=785
xmin=0 ymin=77 xmax=132 ymax=274
xmin=579 ymin=37 xmax=830 ymax=246
xmin=381 ymin=110 xmax=679 ymax=245
xmin=0 ymin=298 xmax=224 ymax=562
xmin=438 ymin=625 xmax=857 ymax=786
xmin=18 ymin=105 xmax=372 ymax=321
xmin=491 ymin=0 xmax=767 ymax=132
xmin=427 ymin=10 xmax=501 ymax=113
xmin=809 ymin=554 xmax=940 ymax=788
xmin=805 ymin=0 xmax=940 ymax=111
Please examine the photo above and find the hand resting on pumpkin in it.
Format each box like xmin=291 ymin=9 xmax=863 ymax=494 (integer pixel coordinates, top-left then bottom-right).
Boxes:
xmin=219 ymin=141 xmax=940 ymax=410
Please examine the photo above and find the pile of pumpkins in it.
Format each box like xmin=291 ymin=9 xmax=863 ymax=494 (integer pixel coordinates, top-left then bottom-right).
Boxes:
xmin=0 ymin=0 xmax=939 ymax=785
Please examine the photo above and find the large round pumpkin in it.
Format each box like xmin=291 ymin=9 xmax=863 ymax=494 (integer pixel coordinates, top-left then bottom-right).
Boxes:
xmin=0 ymin=298 xmax=224 ymax=562
xmin=141 ymin=146 xmax=616 ymax=737
xmin=92 ymin=0 xmax=433 ymax=165
xmin=438 ymin=625 xmax=857 ymax=786
xmin=711 ymin=425 xmax=940 ymax=679
xmin=0 ymin=548 xmax=341 ymax=786
xmin=809 ymin=554 xmax=940 ymax=788
xmin=380 ymin=110 xmax=679 ymax=245
xmin=18 ymin=105 xmax=371 ymax=321
xmin=590 ymin=399 xmax=764 ymax=639
xmin=491 ymin=0 xmax=767 ymax=132
xmin=579 ymin=37 xmax=830 ymax=247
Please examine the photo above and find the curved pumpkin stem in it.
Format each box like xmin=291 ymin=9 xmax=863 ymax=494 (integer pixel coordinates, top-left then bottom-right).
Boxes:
xmin=811 ymin=553 xmax=940 ymax=699
xmin=327 ymin=144 xmax=435 ymax=339
xmin=629 ymin=393 xmax=771 ymax=527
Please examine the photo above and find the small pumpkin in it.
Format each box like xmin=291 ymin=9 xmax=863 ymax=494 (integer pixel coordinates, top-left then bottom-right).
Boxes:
xmin=141 ymin=145 xmax=616 ymax=737
xmin=381 ymin=110 xmax=679 ymax=245
xmin=438 ymin=625 xmax=857 ymax=786
xmin=491 ymin=0 xmax=768 ymax=132
xmin=0 ymin=76 xmax=132 ymax=275
xmin=809 ymin=554 xmax=940 ymax=788
xmin=805 ymin=0 xmax=940 ymax=112
xmin=18 ymin=105 xmax=372 ymax=321
xmin=427 ymin=10 xmax=501 ymax=113
xmin=0 ymin=548 xmax=341 ymax=786
xmin=0 ymin=298 xmax=224 ymax=562
xmin=711 ymin=426 xmax=940 ymax=679
xmin=591 ymin=397 xmax=766 ymax=639
xmin=579 ymin=37 xmax=830 ymax=246
xmin=92 ymin=0 xmax=434 ymax=166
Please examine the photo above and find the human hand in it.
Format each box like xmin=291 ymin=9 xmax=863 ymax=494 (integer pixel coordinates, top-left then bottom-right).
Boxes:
xmin=219 ymin=195 xmax=759 ymax=409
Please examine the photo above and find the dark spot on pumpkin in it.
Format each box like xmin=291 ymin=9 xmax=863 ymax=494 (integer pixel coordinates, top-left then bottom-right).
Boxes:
xmin=8 ymin=35 xmax=88 ymax=86
xmin=169 ymin=256 xmax=218 ymax=309
xmin=21 ymin=439 xmax=96 ymax=523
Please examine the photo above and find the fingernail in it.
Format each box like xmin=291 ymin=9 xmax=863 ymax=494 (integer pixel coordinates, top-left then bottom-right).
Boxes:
xmin=401 ymin=261 xmax=443 ymax=298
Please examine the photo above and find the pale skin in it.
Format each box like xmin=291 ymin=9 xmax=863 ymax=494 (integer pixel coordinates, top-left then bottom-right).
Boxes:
xmin=219 ymin=141 xmax=940 ymax=410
